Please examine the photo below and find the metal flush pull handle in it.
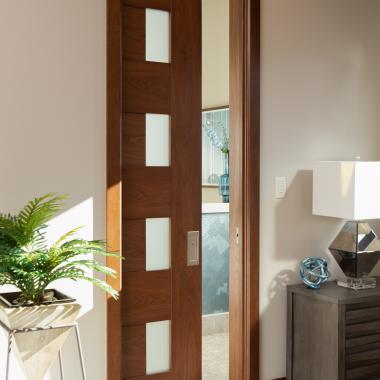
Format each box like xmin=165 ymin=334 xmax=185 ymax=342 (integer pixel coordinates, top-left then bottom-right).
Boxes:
xmin=187 ymin=231 xmax=200 ymax=266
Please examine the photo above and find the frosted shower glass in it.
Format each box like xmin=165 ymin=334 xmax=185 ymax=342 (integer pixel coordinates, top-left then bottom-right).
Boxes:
xmin=146 ymin=114 xmax=170 ymax=167
xmin=146 ymin=218 xmax=171 ymax=271
xmin=146 ymin=320 xmax=171 ymax=375
xmin=146 ymin=9 xmax=170 ymax=63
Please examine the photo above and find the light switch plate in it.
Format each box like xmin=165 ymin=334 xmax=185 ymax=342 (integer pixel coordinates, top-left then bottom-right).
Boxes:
xmin=275 ymin=176 xmax=287 ymax=198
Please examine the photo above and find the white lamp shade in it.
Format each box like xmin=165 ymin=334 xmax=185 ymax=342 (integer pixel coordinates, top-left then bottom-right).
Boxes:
xmin=313 ymin=161 xmax=380 ymax=220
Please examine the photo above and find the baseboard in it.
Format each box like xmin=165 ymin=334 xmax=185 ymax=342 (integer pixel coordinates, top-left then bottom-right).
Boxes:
xmin=272 ymin=378 xmax=286 ymax=380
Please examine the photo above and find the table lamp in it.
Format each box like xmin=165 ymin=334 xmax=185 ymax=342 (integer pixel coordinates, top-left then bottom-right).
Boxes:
xmin=313 ymin=161 xmax=380 ymax=290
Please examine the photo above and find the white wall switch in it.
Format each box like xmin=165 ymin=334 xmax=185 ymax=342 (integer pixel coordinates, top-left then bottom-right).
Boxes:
xmin=275 ymin=176 xmax=287 ymax=198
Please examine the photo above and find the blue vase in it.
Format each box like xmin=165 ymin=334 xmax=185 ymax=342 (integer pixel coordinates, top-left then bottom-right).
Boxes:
xmin=219 ymin=152 xmax=229 ymax=203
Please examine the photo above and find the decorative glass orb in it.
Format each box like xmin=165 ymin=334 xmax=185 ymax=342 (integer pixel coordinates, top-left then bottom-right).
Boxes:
xmin=300 ymin=257 xmax=330 ymax=289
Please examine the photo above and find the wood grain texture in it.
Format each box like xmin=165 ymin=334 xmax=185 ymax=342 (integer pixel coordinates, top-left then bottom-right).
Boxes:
xmin=170 ymin=0 xmax=202 ymax=378
xmin=288 ymin=282 xmax=380 ymax=380
xmin=119 ymin=1 xmax=201 ymax=378
xmin=122 ymin=167 xmax=171 ymax=220
xmin=286 ymin=293 xmax=293 ymax=380
xmin=107 ymin=1 xmax=122 ymax=379
xmin=293 ymin=295 xmax=339 ymax=380
xmin=123 ymin=372 xmax=173 ymax=380
xmin=122 ymin=219 xmax=146 ymax=272
xmin=347 ymin=333 xmax=380 ymax=351
xmin=109 ymin=0 xmax=262 ymax=378
xmin=122 ymin=0 xmax=171 ymax=11
xmin=123 ymin=61 xmax=170 ymax=114
xmin=122 ymin=6 xmax=145 ymax=62
xmin=229 ymin=0 xmax=260 ymax=379
xmin=122 ymin=325 xmax=146 ymax=378
xmin=338 ymin=304 xmax=346 ymax=380
xmin=287 ymin=280 xmax=380 ymax=305
xmin=347 ymin=363 xmax=380 ymax=380
xmin=346 ymin=348 xmax=380 ymax=370
xmin=122 ymin=270 xmax=171 ymax=326
xmin=347 ymin=340 xmax=380 ymax=355
xmin=346 ymin=320 xmax=380 ymax=338
xmin=346 ymin=306 xmax=380 ymax=324
xmin=122 ymin=113 xmax=146 ymax=167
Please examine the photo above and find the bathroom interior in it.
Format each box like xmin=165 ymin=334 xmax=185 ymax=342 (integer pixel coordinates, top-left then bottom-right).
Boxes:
xmin=201 ymin=0 xmax=230 ymax=378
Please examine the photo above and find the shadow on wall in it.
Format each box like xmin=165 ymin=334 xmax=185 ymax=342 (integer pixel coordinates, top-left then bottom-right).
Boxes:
xmin=274 ymin=170 xmax=345 ymax=276
xmin=260 ymin=270 xmax=298 ymax=380
xmin=275 ymin=169 xmax=380 ymax=276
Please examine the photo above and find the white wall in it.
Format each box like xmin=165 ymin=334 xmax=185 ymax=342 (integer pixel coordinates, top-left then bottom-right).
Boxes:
xmin=261 ymin=1 xmax=380 ymax=379
xmin=0 ymin=1 xmax=106 ymax=379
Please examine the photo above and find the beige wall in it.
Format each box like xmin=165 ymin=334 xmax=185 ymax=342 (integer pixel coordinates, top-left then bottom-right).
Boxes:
xmin=202 ymin=0 xmax=229 ymax=109
xmin=3 ymin=0 xmax=380 ymax=379
xmin=261 ymin=1 xmax=380 ymax=379
xmin=202 ymin=0 xmax=229 ymax=203
xmin=0 ymin=1 xmax=106 ymax=379
xmin=202 ymin=187 xmax=222 ymax=203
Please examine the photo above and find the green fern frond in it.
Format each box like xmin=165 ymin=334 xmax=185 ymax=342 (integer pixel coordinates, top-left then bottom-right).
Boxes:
xmin=52 ymin=226 xmax=83 ymax=249
xmin=0 ymin=193 xmax=121 ymax=303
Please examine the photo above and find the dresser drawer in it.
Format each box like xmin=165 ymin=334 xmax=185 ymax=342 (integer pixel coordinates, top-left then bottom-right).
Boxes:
xmin=287 ymin=281 xmax=380 ymax=380
xmin=346 ymin=320 xmax=380 ymax=338
xmin=346 ymin=363 xmax=380 ymax=380
xmin=346 ymin=304 xmax=380 ymax=379
xmin=346 ymin=334 xmax=380 ymax=354
xmin=346 ymin=348 xmax=380 ymax=369
xmin=346 ymin=304 xmax=380 ymax=337
xmin=346 ymin=305 xmax=380 ymax=324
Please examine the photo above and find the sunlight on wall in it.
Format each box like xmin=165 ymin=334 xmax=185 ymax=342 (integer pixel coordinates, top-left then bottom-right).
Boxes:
xmin=47 ymin=197 xmax=95 ymax=316
xmin=0 ymin=198 xmax=98 ymax=380
xmin=0 ymin=0 xmax=107 ymax=376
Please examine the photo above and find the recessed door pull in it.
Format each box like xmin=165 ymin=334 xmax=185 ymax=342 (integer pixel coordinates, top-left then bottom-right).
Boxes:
xmin=187 ymin=231 xmax=200 ymax=266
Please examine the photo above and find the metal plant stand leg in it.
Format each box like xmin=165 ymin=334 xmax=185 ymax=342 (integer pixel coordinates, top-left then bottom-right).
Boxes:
xmin=74 ymin=324 xmax=87 ymax=380
xmin=0 ymin=322 xmax=87 ymax=380
xmin=5 ymin=332 xmax=13 ymax=380
xmin=58 ymin=349 xmax=64 ymax=380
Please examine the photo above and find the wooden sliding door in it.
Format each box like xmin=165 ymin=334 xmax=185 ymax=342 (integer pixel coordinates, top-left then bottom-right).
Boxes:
xmin=107 ymin=0 xmax=202 ymax=379
xmin=108 ymin=0 xmax=261 ymax=379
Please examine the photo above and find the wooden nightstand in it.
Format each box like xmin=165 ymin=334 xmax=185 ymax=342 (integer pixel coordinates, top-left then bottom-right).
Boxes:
xmin=287 ymin=279 xmax=380 ymax=380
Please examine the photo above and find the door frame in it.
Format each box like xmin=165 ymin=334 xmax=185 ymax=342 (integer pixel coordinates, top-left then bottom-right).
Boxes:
xmin=229 ymin=0 xmax=260 ymax=379
xmin=106 ymin=0 xmax=260 ymax=379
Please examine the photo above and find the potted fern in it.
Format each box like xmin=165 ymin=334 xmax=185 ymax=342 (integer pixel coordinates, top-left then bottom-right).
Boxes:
xmin=0 ymin=194 xmax=119 ymax=380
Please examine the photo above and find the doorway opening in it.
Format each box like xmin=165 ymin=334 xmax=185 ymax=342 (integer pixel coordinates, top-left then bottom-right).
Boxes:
xmin=106 ymin=0 xmax=260 ymax=378
xmin=201 ymin=1 xmax=230 ymax=379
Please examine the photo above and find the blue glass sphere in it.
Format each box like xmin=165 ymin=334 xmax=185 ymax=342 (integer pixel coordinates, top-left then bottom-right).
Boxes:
xmin=300 ymin=257 xmax=330 ymax=289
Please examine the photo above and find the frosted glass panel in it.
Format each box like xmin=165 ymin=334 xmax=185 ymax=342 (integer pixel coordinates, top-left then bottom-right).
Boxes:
xmin=146 ymin=114 xmax=170 ymax=167
xmin=146 ymin=9 xmax=170 ymax=63
xmin=146 ymin=218 xmax=171 ymax=271
xmin=146 ymin=320 xmax=171 ymax=375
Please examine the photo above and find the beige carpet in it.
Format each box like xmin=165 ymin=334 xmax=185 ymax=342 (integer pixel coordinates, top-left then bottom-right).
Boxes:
xmin=202 ymin=333 xmax=229 ymax=380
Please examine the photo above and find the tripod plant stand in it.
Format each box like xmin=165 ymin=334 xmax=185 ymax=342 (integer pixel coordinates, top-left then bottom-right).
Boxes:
xmin=1 ymin=320 xmax=87 ymax=380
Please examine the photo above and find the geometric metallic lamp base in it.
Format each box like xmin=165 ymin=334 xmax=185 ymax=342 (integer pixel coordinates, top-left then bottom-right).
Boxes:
xmin=329 ymin=221 xmax=380 ymax=290
xmin=337 ymin=276 xmax=377 ymax=290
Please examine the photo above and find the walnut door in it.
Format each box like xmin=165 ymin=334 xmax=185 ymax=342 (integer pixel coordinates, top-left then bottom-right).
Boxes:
xmin=119 ymin=0 xmax=202 ymax=379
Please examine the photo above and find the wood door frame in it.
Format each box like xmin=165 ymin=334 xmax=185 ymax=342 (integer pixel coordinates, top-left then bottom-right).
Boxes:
xmin=229 ymin=0 xmax=260 ymax=379
xmin=106 ymin=0 xmax=260 ymax=379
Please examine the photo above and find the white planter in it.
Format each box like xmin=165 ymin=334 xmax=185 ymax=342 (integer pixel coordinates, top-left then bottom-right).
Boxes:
xmin=0 ymin=293 xmax=81 ymax=380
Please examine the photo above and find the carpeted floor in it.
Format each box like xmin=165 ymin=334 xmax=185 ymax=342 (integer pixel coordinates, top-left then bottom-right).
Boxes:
xmin=202 ymin=332 xmax=229 ymax=380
